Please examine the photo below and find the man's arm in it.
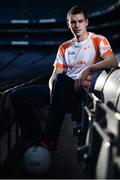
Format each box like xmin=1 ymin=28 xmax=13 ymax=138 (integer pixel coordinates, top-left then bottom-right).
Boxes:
xmin=74 ymin=53 xmax=118 ymax=91
xmin=49 ymin=67 xmax=66 ymax=94
xmin=88 ymin=53 xmax=118 ymax=72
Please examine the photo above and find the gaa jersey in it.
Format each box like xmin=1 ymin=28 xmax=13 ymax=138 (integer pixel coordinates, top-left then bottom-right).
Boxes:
xmin=53 ymin=32 xmax=113 ymax=89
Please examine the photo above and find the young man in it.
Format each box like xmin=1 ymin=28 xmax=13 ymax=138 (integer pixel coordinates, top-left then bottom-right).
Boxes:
xmin=11 ymin=5 xmax=118 ymax=151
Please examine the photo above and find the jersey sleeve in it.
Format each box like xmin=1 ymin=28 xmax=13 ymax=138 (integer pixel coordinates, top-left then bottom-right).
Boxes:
xmin=98 ymin=36 xmax=113 ymax=58
xmin=53 ymin=44 xmax=68 ymax=68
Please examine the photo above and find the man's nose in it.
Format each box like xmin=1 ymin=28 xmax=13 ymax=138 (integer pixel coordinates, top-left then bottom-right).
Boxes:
xmin=75 ymin=22 xmax=79 ymax=27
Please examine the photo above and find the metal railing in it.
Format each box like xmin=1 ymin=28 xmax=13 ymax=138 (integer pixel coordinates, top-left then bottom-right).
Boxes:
xmin=0 ymin=114 xmax=21 ymax=171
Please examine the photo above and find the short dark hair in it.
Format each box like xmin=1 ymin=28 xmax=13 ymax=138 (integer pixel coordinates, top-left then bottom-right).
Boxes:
xmin=67 ymin=5 xmax=87 ymax=20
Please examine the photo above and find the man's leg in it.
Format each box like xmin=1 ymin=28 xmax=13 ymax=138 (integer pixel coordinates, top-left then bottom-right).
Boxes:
xmin=72 ymin=89 xmax=89 ymax=146
xmin=41 ymin=74 xmax=75 ymax=150
xmin=11 ymin=85 xmax=50 ymax=141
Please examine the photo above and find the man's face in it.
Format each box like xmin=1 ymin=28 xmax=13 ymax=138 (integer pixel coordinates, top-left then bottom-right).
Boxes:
xmin=67 ymin=13 xmax=88 ymax=38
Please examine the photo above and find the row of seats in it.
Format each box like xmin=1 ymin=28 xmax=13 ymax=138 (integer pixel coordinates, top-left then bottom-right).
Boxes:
xmin=0 ymin=64 xmax=120 ymax=178
xmin=73 ymin=67 xmax=120 ymax=179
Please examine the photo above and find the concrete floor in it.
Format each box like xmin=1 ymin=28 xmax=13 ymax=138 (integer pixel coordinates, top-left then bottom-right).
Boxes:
xmin=49 ymin=114 xmax=85 ymax=179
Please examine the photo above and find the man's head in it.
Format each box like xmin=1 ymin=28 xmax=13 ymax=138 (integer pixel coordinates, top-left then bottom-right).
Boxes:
xmin=67 ymin=5 xmax=89 ymax=41
xmin=67 ymin=5 xmax=87 ymax=21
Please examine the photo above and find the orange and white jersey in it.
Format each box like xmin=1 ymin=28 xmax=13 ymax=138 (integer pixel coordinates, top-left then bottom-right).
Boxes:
xmin=53 ymin=32 xmax=113 ymax=89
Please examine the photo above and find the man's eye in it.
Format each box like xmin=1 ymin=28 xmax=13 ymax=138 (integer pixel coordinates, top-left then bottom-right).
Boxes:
xmin=79 ymin=20 xmax=84 ymax=23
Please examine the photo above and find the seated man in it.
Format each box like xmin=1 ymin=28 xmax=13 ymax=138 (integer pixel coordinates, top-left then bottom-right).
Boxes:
xmin=10 ymin=5 xmax=118 ymax=151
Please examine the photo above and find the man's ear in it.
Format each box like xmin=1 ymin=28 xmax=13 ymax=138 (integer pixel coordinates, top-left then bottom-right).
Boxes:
xmin=86 ymin=18 xmax=89 ymax=27
xmin=66 ymin=20 xmax=70 ymax=29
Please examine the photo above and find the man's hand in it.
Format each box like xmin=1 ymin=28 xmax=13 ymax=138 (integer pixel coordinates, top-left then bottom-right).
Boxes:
xmin=74 ymin=66 xmax=91 ymax=92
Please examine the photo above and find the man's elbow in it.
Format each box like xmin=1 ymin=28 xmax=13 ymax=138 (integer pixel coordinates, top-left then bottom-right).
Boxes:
xmin=111 ymin=54 xmax=118 ymax=68
xmin=114 ymin=58 xmax=119 ymax=68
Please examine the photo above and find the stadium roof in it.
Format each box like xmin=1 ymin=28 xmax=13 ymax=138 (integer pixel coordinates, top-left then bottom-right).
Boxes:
xmin=0 ymin=0 xmax=119 ymax=22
